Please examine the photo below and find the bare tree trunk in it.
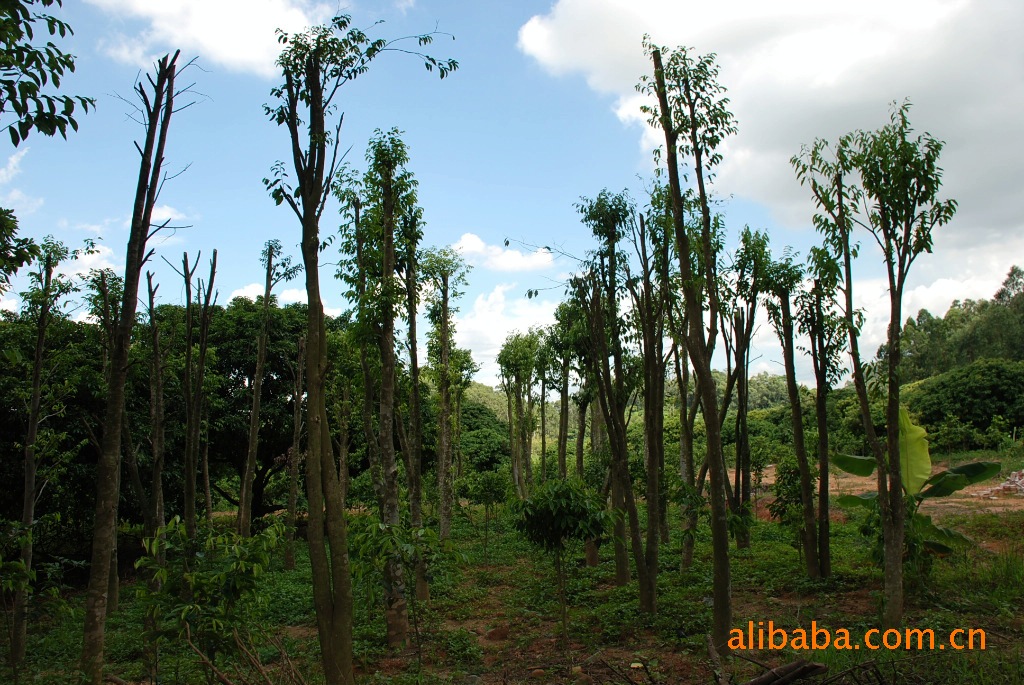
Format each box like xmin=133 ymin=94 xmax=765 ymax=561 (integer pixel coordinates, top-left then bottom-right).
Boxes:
xmin=239 ymin=248 xmax=277 ymax=536
xmin=778 ymin=291 xmax=820 ymax=578
xmin=285 ymin=337 xmax=305 ymax=570
xmin=181 ymin=251 xmax=217 ymax=538
xmin=377 ymin=156 xmax=409 ymax=649
xmin=438 ymin=274 xmax=454 ymax=541
xmin=651 ymin=47 xmax=730 ymax=651
xmin=82 ymin=51 xmax=180 ymax=685
xmin=539 ymin=378 xmax=547 ymax=482
xmin=402 ymin=221 xmax=429 ymax=601
xmin=11 ymin=252 xmax=56 ymax=668
xmin=557 ymin=358 xmax=570 ymax=479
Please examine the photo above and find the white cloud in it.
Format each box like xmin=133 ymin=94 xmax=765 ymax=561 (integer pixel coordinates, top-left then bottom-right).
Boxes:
xmin=0 ymin=149 xmax=28 ymax=184
xmin=0 ymin=150 xmax=43 ymax=215
xmin=276 ymin=287 xmax=340 ymax=316
xmin=519 ymin=0 xmax=1024 ymax=380
xmin=151 ymin=204 xmax=186 ymax=225
xmin=1 ymin=188 xmax=43 ymax=216
xmin=517 ymin=0 xmax=1022 ymax=235
xmin=86 ymin=0 xmax=334 ymax=77
xmin=0 ymin=295 xmax=18 ymax=312
xmin=453 ymin=232 xmax=554 ymax=272
xmin=455 ymin=283 xmax=558 ymax=387
xmin=279 ymin=287 xmax=306 ymax=304
xmin=229 ymin=283 xmax=264 ymax=301
xmin=57 ymin=243 xmax=121 ymax=278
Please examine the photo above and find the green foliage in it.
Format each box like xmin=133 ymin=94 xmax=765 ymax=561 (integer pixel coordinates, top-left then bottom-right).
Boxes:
xmin=0 ymin=0 xmax=94 ymax=147
xmin=134 ymin=516 xmax=283 ymax=666
xmin=513 ymin=478 xmax=606 ymax=555
xmin=835 ymin=412 xmax=999 ymax=584
xmin=906 ymin=358 xmax=1024 ymax=449
xmin=514 ymin=478 xmax=607 ymax=644
xmin=768 ymin=451 xmax=815 ymax=554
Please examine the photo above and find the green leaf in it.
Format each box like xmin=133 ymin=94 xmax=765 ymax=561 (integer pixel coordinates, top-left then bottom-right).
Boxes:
xmin=899 ymin=405 xmax=931 ymax=496
xmin=918 ymin=472 xmax=969 ymax=499
xmin=837 ymin=492 xmax=878 ymax=509
xmin=947 ymin=461 xmax=1000 ymax=485
xmin=833 ymin=452 xmax=877 ymax=477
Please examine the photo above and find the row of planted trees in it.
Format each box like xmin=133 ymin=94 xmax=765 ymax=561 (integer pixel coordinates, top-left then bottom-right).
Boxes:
xmin=0 ymin=13 xmax=475 ymax=685
xmin=496 ymin=38 xmax=958 ymax=652
xmin=2 ymin=10 xmax=962 ymax=685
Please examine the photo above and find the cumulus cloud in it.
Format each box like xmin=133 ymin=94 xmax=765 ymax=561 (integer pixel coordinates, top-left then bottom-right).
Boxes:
xmin=518 ymin=0 xmax=1023 ymax=235
xmin=454 ymin=232 xmax=555 ymax=272
xmin=455 ymin=283 xmax=559 ymax=386
xmin=57 ymin=243 xmax=120 ymax=277
xmin=1 ymin=295 xmax=18 ymax=312
xmin=276 ymin=287 xmax=340 ymax=316
xmin=519 ymin=0 xmax=1024 ymax=379
xmin=151 ymin=204 xmax=187 ymax=225
xmin=86 ymin=0 xmax=333 ymax=77
xmin=229 ymin=283 xmax=264 ymax=302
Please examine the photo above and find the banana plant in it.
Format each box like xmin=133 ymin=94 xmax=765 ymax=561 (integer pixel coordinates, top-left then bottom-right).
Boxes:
xmin=834 ymin=406 xmax=999 ymax=556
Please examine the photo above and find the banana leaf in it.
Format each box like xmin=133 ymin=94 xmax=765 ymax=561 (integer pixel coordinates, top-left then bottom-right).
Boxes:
xmin=899 ymin=405 xmax=932 ymax=496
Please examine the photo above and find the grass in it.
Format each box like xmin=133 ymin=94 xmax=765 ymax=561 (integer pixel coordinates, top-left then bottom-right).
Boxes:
xmin=5 ymin=475 xmax=1023 ymax=684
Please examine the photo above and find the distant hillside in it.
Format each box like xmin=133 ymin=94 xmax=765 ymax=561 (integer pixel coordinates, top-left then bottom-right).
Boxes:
xmin=464 ymin=381 xmax=509 ymax=425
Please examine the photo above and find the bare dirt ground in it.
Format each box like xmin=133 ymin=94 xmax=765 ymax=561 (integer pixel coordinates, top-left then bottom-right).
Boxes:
xmin=750 ymin=463 xmax=1024 ymax=521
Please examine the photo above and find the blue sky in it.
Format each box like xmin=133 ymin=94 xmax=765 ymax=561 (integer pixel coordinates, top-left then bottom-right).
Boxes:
xmin=4 ymin=0 xmax=1023 ymax=387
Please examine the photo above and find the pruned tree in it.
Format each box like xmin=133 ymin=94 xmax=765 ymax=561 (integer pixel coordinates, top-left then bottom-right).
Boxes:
xmin=238 ymin=239 xmax=300 ymax=537
xmin=263 ymin=16 xmax=454 ymax=683
xmin=81 ymin=51 xmax=184 ymax=685
xmin=497 ymin=330 xmax=541 ymax=499
xmin=798 ymin=246 xmax=846 ymax=577
xmin=792 ymin=101 xmax=956 ymax=625
xmin=765 ymin=251 xmax=819 ymax=578
xmin=640 ymin=38 xmax=736 ymax=650
xmin=170 ymin=250 xmax=218 ymax=539
xmin=572 ymin=189 xmax=655 ymax=613
xmin=9 ymin=236 xmax=80 ymax=670
xmin=853 ymin=102 xmax=957 ymax=625
xmin=422 ymin=245 xmax=470 ymax=539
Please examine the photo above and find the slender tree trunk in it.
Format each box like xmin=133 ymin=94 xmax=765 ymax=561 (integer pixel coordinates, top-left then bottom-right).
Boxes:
xmin=285 ymin=336 xmax=305 ymax=570
xmin=11 ymin=255 xmax=55 ymax=668
xmin=378 ymin=158 xmax=409 ymax=649
xmin=557 ymin=358 xmax=569 ymax=479
xmin=778 ymin=291 xmax=820 ymax=578
xmin=403 ymin=227 xmax=429 ymax=600
xmin=540 ymin=379 xmax=547 ymax=482
xmin=302 ymin=211 xmax=354 ymax=685
xmin=651 ymin=47 xmax=730 ymax=651
xmin=240 ymin=249 xmax=277 ymax=536
xmin=812 ymin=290 xmax=832 ymax=577
xmin=883 ymin=290 xmax=906 ymax=627
xmin=82 ymin=52 xmax=179 ymax=685
xmin=438 ymin=275 xmax=454 ymax=541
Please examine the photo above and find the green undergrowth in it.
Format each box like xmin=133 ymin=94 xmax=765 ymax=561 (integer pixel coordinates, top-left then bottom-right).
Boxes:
xmin=7 ymin=483 xmax=1023 ymax=684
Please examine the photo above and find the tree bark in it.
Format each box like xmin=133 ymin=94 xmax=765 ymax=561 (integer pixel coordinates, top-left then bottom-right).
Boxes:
xmin=81 ymin=51 xmax=179 ymax=685
xmin=11 ymin=251 xmax=56 ymax=668
xmin=778 ymin=291 xmax=819 ymax=578
xmin=651 ymin=47 xmax=730 ymax=651
xmin=284 ymin=336 xmax=305 ymax=571
xmin=239 ymin=247 xmax=277 ymax=536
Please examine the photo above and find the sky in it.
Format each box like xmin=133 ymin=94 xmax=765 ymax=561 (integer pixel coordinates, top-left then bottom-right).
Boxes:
xmin=3 ymin=0 xmax=1022 ymax=388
